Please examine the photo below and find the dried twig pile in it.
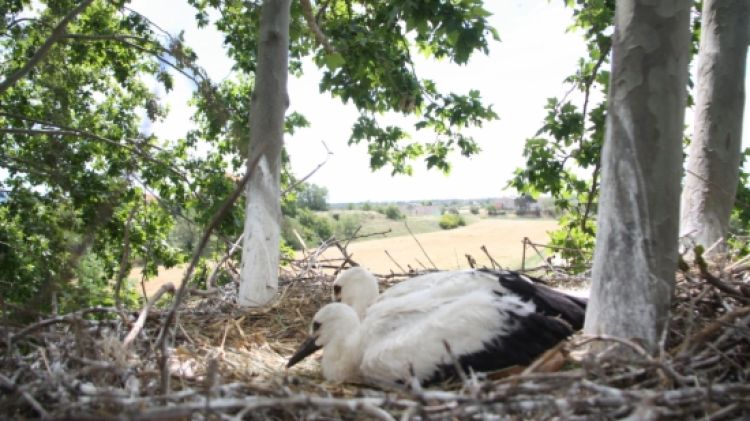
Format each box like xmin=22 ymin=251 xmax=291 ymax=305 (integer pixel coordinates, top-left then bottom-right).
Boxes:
xmin=1 ymin=251 xmax=748 ymax=419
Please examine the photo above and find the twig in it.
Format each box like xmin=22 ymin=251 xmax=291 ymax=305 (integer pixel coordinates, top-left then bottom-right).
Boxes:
xmin=129 ymin=396 xmax=397 ymax=421
xmin=465 ymin=254 xmax=477 ymax=269
xmin=205 ymin=234 xmax=243 ymax=289
xmin=479 ymin=245 xmax=501 ymax=270
xmin=403 ymin=220 xmax=437 ymax=270
xmin=696 ymin=259 xmax=750 ymax=304
xmin=442 ymin=340 xmax=468 ymax=384
xmin=525 ymin=237 xmax=557 ymax=273
xmin=114 ymin=205 xmax=138 ymax=313
xmin=9 ymin=307 xmax=120 ymax=343
xmin=414 ymin=258 xmax=429 ymax=271
xmin=123 ymin=283 xmax=176 ymax=349
xmin=281 ymin=140 xmax=333 ymax=196
xmin=675 ymin=307 xmax=750 ymax=356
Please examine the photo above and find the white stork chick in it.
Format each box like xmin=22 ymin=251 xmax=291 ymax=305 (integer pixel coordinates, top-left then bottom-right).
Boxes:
xmin=333 ymin=267 xmax=586 ymax=330
xmin=332 ymin=267 xmax=498 ymax=320
xmin=288 ymin=284 xmax=579 ymax=385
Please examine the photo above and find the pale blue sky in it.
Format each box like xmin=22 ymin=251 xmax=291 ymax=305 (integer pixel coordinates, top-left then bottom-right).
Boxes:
xmin=131 ymin=1 xmax=750 ymax=204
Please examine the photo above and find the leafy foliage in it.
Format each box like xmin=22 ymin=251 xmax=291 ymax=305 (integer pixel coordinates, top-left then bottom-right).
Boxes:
xmin=510 ymin=1 xmax=719 ymax=270
xmin=281 ymin=208 xmax=334 ymax=250
xmin=0 ymin=1 xmax=187 ymax=309
xmin=190 ymin=0 xmax=499 ymax=175
xmin=438 ymin=213 xmax=465 ymax=230
xmin=0 ymin=0 xmax=328 ymax=311
xmin=728 ymin=148 xmax=750 ymax=255
xmin=296 ymin=183 xmax=329 ymax=211
xmin=508 ymin=0 xmax=612 ymax=268
xmin=383 ymin=204 xmax=404 ymax=220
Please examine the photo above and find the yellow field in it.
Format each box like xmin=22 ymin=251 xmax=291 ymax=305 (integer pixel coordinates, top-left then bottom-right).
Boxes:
xmin=315 ymin=218 xmax=558 ymax=274
xmin=135 ymin=217 xmax=558 ymax=297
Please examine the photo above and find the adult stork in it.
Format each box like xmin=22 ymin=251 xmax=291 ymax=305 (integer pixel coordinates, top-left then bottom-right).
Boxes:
xmin=333 ymin=266 xmax=586 ymax=329
xmin=288 ymin=269 xmax=586 ymax=385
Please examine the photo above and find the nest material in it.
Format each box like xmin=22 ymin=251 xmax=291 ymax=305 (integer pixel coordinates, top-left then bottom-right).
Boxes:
xmin=1 ymin=257 xmax=749 ymax=420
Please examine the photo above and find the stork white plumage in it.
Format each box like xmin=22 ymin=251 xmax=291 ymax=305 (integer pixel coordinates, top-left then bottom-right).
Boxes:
xmin=333 ymin=267 xmax=586 ymax=328
xmin=289 ymin=268 xmax=587 ymax=385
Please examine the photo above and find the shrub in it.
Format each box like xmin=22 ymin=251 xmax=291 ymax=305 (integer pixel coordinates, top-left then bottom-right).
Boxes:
xmin=335 ymin=213 xmax=362 ymax=239
xmin=384 ymin=204 xmax=404 ymax=220
xmin=281 ymin=209 xmax=334 ymax=250
xmin=281 ymin=217 xmax=306 ymax=250
xmin=470 ymin=206 xmax=480 ymax=215
xmin=439 ymin=213 xmax=466 ymax=230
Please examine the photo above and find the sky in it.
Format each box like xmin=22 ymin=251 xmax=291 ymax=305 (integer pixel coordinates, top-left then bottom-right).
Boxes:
xmin=130 ymin=1 xmax=750 ymax=204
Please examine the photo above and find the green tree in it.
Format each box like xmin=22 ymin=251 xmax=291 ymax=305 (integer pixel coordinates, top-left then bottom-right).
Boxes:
xmin=189 ymin=0 xmax=499 ymax=176
xmin=507 ymin=0 xmax=613 ymax=268
xmin=0 ymin=0 xmax=188 ymax=310
xmin=297 ymin=183 xmax=329 ymax=211
xmin=0 ymin=0 xmax=309 ymax=311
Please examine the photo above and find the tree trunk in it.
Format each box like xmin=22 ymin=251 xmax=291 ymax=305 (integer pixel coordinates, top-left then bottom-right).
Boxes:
xmin=584 ymin=0 xmax=692 ymax=352
xmin=238 ymin=0 xmax=291 ymax=307
xmin=680 ymin=0 xmax=750 ymax=253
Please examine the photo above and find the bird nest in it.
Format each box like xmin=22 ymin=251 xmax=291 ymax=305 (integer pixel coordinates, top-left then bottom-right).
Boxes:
xmin=1 ymin=255 xmax=749 ymax=420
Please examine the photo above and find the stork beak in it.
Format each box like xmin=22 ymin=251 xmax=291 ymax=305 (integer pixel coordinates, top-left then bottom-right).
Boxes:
xmin=287 ymin=336 xmax=322 ymax=368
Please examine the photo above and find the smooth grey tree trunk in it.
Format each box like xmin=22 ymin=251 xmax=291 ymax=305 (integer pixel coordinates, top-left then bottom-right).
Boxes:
xmin=584 ymin=0 xmax=692 ymax=352
xmin=680 ymin=0 xmax=750 ymax=253
xmin=238 ymin=0 xmax=291 ymax=307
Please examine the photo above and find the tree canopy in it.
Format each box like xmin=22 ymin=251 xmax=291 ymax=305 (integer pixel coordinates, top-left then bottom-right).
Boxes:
xmin=0 ymin=0 xmax=501 ymax=310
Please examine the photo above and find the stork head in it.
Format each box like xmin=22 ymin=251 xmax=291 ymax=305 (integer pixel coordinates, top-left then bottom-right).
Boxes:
xmin=332 ymin=267 xmax=380 ymax=319
xmin=287 ymin=303 xmax=359 ymax=369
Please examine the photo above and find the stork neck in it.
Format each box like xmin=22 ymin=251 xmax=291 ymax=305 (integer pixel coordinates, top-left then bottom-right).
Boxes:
xmin=321 ymin=319 xmax=364 ymax=382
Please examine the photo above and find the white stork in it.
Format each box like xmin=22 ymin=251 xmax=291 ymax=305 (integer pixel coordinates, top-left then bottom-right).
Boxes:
xmin=333 ymin=267 xmax=586 ymax=329
xmin=288 ymin=268 xmax=586 ymax=385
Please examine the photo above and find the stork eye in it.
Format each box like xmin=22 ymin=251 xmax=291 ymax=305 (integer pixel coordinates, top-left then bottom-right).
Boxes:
xmin=312 ymin=321 xmax=321 ymax=332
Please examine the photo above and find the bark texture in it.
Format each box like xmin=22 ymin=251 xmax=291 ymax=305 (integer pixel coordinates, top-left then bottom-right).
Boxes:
xmin=680 ymin=0 xmax=750 ymax=252
xmin=584 ymin=0 xmax=692 ymax=351
xmin=238 ymin=0 xmax=291 ymax=307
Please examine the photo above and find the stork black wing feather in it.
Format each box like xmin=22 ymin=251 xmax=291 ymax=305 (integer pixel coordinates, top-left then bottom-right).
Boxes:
xmin=480 ymin=269 xmax=587 ymax=330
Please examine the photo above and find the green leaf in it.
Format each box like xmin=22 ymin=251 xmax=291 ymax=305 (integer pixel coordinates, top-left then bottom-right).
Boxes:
xmin=322 ymin=52 xmax=345 ymax=70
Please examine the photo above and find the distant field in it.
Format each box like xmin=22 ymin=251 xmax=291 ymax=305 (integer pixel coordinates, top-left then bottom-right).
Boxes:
xmin=136 ymin=214 xmax=558 ymax=298
xmin=325 ymin=210 xmax=481 ymax=241
xmin=315 ymin=216 xmax=558 ymax=274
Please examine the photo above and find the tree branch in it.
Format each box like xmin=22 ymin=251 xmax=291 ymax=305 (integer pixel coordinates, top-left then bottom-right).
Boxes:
xmin=300 ymin=0 xmax=335 ymax=54
xmin=122 ymin=282 xmax=176 ymax=349
xmin=0 ymin=0 xmax=96 ymax=95
xmin=113 ymin=205 xmax=138 ymax=313
xmin=0 ymin=125 xmax=189 ymax=183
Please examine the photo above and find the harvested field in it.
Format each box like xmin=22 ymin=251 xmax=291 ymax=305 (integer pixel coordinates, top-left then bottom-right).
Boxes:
xmin=315 ymin=217 xmax=559 ymax=274
xmin=134 ymin=217 xmax=557 ymax=299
